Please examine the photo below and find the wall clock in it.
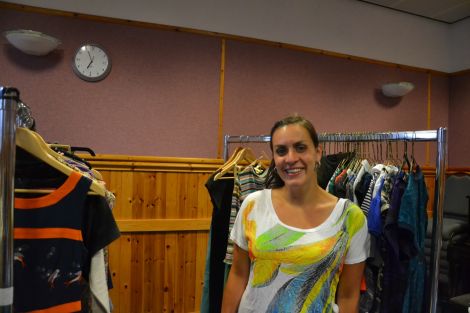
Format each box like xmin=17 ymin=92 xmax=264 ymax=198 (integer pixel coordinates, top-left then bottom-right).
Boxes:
xmin=72 ymin=44 xmax=111 ymax=82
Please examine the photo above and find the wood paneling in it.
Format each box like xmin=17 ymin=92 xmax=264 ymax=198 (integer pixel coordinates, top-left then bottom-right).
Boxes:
xmin=84 ymin=155 xmax=221 ymax=313
xmin=84 ymin=154 xmax=467 ymax=313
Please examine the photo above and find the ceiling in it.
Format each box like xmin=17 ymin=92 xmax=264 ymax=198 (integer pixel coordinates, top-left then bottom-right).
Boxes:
xmin=358 ymin=0 xmax=470 ymax=23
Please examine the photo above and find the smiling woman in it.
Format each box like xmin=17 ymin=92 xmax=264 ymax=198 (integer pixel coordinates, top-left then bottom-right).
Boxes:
xmin=221 ymin=115 xmax=370 ymax=313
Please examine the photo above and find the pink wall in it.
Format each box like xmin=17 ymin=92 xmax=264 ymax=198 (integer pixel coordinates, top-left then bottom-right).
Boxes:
xmin=0 ymin=8 xmax=458 ymax=166
xmin=0 ymin=9 xmax=221 ymax=157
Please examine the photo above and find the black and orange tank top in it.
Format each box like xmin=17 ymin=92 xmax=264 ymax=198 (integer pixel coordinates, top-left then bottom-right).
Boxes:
xmin=14 ymin=171 xmax=92 ymax=313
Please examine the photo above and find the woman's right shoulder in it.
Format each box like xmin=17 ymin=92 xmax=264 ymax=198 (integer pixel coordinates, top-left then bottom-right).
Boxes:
xmin=243 ymin=188 xmax=270 ymax=202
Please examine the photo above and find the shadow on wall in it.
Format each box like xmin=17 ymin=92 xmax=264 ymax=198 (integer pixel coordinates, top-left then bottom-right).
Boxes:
xmin=3 ymin=44 xmax=63 ymax=71
xmin=374 ymin=88 xmax=402 ymax=108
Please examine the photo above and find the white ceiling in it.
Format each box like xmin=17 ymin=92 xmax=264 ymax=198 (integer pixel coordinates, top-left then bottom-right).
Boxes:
xmin=358 ymin=0 xmax=470 ymax=23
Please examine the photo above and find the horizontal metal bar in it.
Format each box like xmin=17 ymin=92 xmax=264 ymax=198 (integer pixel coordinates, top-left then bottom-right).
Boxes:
xmin=318 ymin=130 xmax=438 ymax=142
xmin=225 ymin=130 xmax=438 ymax=144
xmin=225 ymin=135 xmax=271 ymax=143
xmin=223 ymin=130 xmax=440 ymax=160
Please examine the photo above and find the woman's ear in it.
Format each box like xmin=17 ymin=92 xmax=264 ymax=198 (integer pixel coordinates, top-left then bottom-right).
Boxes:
xmin=316 ymin=145 xmax=323 ymax=161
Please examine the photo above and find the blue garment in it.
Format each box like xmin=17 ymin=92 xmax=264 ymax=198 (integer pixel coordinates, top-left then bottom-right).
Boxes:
xmin=368 ymin=177 xmax=385 ymax=237
xmin=361 ymin=173 xmax=378 ymax=217
xmin=381 ymin=171 xmax=409 ymax=313
xmin=398 ymin=167 xmax=428 ymax=313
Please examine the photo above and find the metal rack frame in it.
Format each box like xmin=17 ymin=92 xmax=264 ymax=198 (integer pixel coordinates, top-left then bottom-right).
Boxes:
xmin=0 ymin=87 xmax=19 ymax=313
xmin=223 ymin=128 xmax=447 ymax=313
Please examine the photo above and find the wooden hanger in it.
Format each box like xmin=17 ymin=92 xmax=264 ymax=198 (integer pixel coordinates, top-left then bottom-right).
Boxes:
xmin=15 ymin=127 xmax=106 ymax=196
xmin=214 ymin=147 xmax=258 ymax=180
xmin=215 ymin=146 xmax=243 ymax=172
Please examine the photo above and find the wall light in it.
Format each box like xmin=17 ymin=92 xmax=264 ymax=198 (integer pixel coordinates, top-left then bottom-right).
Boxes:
xmin=381 ymin=82 xmax=414 ymax=97
xmin=3 ymin=29 xmax=61 ymax=56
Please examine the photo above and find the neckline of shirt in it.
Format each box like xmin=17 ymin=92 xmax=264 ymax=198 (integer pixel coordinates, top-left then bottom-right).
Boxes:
xmin=266 ymin=189 xmax=346 ymax=233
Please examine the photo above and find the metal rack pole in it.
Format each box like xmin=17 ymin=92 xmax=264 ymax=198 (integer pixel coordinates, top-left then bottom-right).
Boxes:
xmin=0 ymin=87 xmax=19 ymax=313
xmin=428 ymin=127 xmax=447 ymax=313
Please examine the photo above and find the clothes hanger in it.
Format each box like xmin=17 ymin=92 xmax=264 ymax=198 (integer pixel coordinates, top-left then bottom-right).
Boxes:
xmin=213 ymin=146 xmax=244 ymax=180
xmin=15 ymin=127 xmax=106 ymax=196
xmin=400 ymin=141 xmax=411 ymax=172
xmin=215 ymin=146 xmax=243 ymax=172
xmin=214 ymin=147 xmax=257 ymax=180
xmin=410 ymin=139 xmax=417 ymax=171
xmin=50 ymin=146 xmax=93 ymax=169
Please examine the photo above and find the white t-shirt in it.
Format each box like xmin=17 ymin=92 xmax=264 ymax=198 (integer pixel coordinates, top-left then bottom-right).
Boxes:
xmin=230 ymin=189 xmax=369 ymax=313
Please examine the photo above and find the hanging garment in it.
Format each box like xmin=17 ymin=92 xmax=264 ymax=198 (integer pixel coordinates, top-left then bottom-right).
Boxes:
xmin=224 ymin=164 xmax=267 ymax=265
xmin=13 ymin=171 xmax=119 ymax=313
xmin=83 ymin=193 xmax=120 ymax=313
xmin=353 ymin=160 xmax=371 ymax=205
xmin=381 ymin=171 xmax=409 ymax=313
xmin=57 ymin=154 xmax=117 ymax=313
xmin=360 ymin=172 xmax=378 ymax=217
xmin=355 ymin=172 xmax=373 ymax=207
xmin=317 ymin=152 xmax=354 ymax=189
xmin=399 ymin=167 xmax=428 ymax=313
xmin=200 ymin=173 xmax=234 ymax=313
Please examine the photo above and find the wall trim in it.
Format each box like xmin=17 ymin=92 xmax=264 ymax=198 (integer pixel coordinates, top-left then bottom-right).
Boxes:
xmin=80 ymin=154 xmax=222 ymax=172
xmin=117 ymin=218 xmax=211 ymax=232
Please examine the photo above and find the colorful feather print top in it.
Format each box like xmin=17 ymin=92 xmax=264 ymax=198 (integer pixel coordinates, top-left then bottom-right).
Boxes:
xmin=230 ymin=189 xmax=369 ymax=313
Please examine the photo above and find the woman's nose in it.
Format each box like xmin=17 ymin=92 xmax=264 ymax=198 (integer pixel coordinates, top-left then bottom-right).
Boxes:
xmin=285 ymin=149 xmax=299 ymax=163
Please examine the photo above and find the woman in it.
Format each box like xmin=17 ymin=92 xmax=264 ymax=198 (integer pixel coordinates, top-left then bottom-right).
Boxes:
xmin=221 ymin=115 xmax=369 ymax=313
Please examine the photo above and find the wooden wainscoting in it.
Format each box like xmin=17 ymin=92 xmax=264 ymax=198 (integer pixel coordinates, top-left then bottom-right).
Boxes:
xmin=85 ymin=154 xmax=222 ymax=313
xmin=83 ymin=154 xmax=469 ymax=313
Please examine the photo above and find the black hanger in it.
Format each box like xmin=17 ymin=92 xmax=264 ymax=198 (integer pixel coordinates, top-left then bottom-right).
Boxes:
xmin=70 ymin=146 xmax=96 ymax=156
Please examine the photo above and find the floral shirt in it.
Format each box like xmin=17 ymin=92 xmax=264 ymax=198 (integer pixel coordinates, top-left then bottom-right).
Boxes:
xmin=230 ymin=189 xmax=369 ymax=313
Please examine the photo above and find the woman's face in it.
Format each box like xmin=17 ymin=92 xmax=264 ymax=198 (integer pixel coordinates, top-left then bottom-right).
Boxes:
xmin=272 ymin=124 xmax=321 ymax=188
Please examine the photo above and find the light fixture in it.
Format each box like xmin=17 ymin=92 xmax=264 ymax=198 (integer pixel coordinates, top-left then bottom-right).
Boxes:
xmin=381 ymin=82 xmax=414 ymax=97
xmin=3 ymin=29 xmax=61 ymax=56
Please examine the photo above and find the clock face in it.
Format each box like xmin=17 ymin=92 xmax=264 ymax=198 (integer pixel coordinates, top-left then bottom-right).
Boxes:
xmin=72 ymin=44 xmax=111 ymax=82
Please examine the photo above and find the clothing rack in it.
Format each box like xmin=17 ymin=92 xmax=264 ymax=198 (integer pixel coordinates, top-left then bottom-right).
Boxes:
xmin=0 ymin=87 xmax=19 ymax=313
xmin=223 ymin=128 xmax=447 ymax=313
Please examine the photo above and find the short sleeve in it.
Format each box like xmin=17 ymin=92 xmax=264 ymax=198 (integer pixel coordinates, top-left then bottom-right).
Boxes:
xmin=82 ymin=195 xmax=121 ymax=256
xmin=229 ymin=198 xmax=252 ymax=251
xmin=344 ymin=208 xmax=370 ymax=264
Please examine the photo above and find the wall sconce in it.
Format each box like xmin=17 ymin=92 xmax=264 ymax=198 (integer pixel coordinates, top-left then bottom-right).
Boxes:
xmin=381 ymin=82 xmax=414 ymax=97
xmin=3 ymin=29 xmax=61 ymax=56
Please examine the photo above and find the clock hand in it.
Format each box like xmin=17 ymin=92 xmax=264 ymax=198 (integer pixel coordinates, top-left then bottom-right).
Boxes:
xmin=87 ymin=48 xmax=93 ymax=61
xmin=87 ymin=58 xmax=93 ymax=69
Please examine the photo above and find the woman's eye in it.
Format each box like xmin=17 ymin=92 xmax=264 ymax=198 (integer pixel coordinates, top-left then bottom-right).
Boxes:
xmin=295 ymin=144 xmax=307 ymax=152
xmin=275 ymin=147 xmax=287 ymax=156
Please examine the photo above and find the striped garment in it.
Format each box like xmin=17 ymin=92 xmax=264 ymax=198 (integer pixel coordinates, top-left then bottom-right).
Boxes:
xmin=224 ymin=164 xmax=267 ymax=264
xmin=14 ymin=172 xmax=91 ymax=313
